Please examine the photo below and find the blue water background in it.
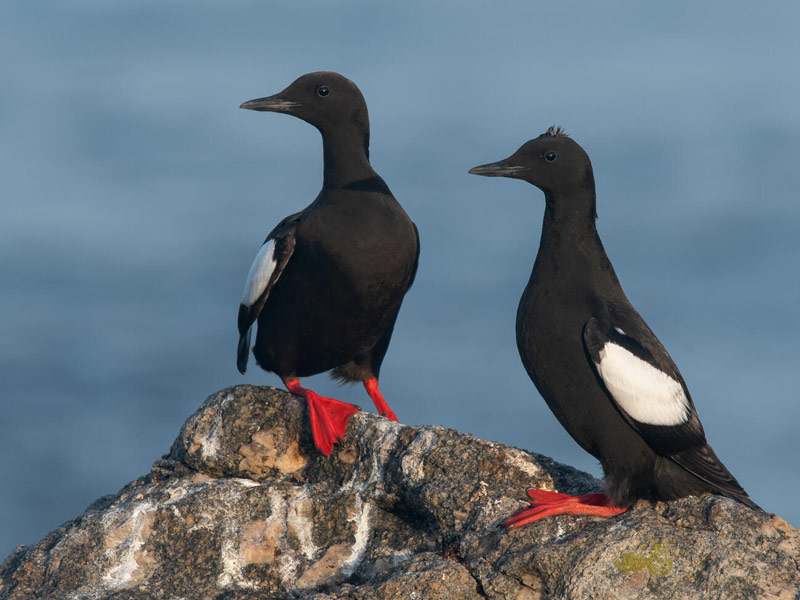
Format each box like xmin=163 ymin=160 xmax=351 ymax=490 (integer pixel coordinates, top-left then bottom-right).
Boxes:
xmin=1 ymin=1 xmax=798 ymax=557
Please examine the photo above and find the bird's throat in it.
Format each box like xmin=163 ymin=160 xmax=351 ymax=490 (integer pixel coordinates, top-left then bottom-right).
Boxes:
xmin=322 ymin=132 xmax=375 ymax=189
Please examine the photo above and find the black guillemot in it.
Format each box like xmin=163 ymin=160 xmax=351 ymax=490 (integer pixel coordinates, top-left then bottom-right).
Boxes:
xmin=469 ymin=126 xmax=758 ymax=526
xmin=237 ymin=72 xmax=419 ymax=455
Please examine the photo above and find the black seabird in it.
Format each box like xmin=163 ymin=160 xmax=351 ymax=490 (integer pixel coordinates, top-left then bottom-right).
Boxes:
xmin=237 ymin=72 xmax=419 ymax=455
xmin=469 ymin=127 xmax=758 ymax=526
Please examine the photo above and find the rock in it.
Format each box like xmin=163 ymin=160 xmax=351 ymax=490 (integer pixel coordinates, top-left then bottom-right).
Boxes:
xmin=1 ymin=385 xmax=797 ymax=599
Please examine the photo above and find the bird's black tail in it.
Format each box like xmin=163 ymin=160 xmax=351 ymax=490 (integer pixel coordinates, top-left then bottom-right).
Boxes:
xmin=236 ymin=328 xmax=251 ymax=374
xmin=672 ymin=444 xmax=760 ymax=510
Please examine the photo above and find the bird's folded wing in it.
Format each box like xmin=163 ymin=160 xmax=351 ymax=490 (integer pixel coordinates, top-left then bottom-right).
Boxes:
xmin=582 ymin=306 xmax=707 ymax=456
xmin=236 ymin=211 xmax=301 ymax=373
xmin=584 ymin=305 xmax=754 ymax=504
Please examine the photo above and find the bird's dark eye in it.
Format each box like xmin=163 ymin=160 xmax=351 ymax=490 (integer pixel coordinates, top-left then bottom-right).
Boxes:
xmin=316 ymin=86 xmax=330 ymax=97
xmin=545 ymin=151 xmax=557 ymax=162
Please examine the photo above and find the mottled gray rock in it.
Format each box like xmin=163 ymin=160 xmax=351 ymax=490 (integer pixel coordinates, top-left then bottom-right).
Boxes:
xmin=1 ymin=385 xmax=798 ymax=599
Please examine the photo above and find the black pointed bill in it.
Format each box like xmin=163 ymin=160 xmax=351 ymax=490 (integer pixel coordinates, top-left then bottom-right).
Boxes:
xmin=468 ymin=160 xmax=527 ymax=178
xmin=240 ymin=95 xmax=300 ymax=113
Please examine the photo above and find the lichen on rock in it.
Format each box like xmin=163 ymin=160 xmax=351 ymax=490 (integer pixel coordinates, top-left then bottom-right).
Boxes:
xmin=1 ymin=385 xmax=798 ymax=599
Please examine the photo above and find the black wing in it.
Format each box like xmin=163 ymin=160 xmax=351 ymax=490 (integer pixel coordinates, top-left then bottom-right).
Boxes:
xmin=582 ymin=301 xmax=707 ymax=457
xmin=236 ymin=211 xmax=301 ymax=373
xmin=582 ymin=302 xmax=754 ymax=502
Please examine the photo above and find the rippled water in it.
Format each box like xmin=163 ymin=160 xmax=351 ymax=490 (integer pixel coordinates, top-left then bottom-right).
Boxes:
xmin=2 ymin=1 xmax=799 ymax=557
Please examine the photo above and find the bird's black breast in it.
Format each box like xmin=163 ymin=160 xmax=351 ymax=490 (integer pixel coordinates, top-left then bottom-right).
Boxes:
xmin=302 ymin=190 xmax=417 ymax=302
xmin=516 ymin=248 xmax=650 ymax=462
xmin=252 ymin=188 xmax=418 ymax=378
xmin=517 ymin=275 xmax=595 ymax=452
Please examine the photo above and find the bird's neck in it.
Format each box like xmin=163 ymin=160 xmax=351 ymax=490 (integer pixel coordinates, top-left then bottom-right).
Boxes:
xmin=321 ymin=129 xmax=376 ymax=190
xmin=534 ymin=189 xmax=619 ymax=288
xmin=541 ymin=189 xmax=598 ymax=242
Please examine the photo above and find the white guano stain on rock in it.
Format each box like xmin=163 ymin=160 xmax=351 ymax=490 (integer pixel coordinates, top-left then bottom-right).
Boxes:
xmin=200 ymin=421 xmax=221 ymax=460
xmin=217 ymin=486 xmax=314 ymax=590
xmin=503 ymin=446 xmax=550 ymax=484
xmin=341 ymin=498 xmax=372 ymax=576
xmin=220 ymin=392 xmax=235 ymax=408
xmin=287 ymin=486 xmax=318 ymax=560
xmin=218 ymin=535 xmax=256 ymax=590
xmin=187 ymin=404 xmax=226 ymax=461
xmin=346 ymin=414 xmax=401 ymax=491
xmin=101 ymin=501 xmax=157 ymax=590
xmin=230 ymin=477 xmax=260 ymax=488
xmin=401 ymin=429 xmax=438 ymax=485
xmin=315 ymin=415 xmax=398 ymax=580
xmin=164 ymin=479 xmax=208 ymax=504
xmin=555 ymin=522 xmax=566 ymax=539
xmin=270 ymin=490 xmax=302 ymax=585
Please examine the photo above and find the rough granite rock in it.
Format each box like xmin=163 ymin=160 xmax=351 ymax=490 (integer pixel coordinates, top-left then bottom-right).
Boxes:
xmin=1 ymin=385 xmax=798 ymax=600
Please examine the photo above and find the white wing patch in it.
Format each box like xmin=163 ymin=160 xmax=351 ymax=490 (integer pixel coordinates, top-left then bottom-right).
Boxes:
xmin=596 ymin=342 xmax=689 ymax=426
xmin=241 ymin=240 xmax=277 ymax=307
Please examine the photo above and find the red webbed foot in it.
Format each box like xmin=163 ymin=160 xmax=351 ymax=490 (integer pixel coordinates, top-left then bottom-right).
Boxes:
xmin=285 ymin=379 xmax=360 ymax=455
xmin=502 ymin=489 xmax=627 ymax=528
xmin=363 ymin=378 xmax=398 ymax=422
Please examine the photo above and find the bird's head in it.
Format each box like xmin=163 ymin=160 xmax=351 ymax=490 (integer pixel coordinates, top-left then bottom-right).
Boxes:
xmin=469 ymin=127 xmax=594 ymax=199
xmin=240 ymin=72 xmax=370 ymax=155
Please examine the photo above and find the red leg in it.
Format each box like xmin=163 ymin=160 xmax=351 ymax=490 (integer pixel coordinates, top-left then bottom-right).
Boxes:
xmin=363 ymin=378 xmax=398 ymax=421
xmin=284 ymin=379 xmax=360 ymax=456
xmin=502 ymin=489 xmax=627 ymax=529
